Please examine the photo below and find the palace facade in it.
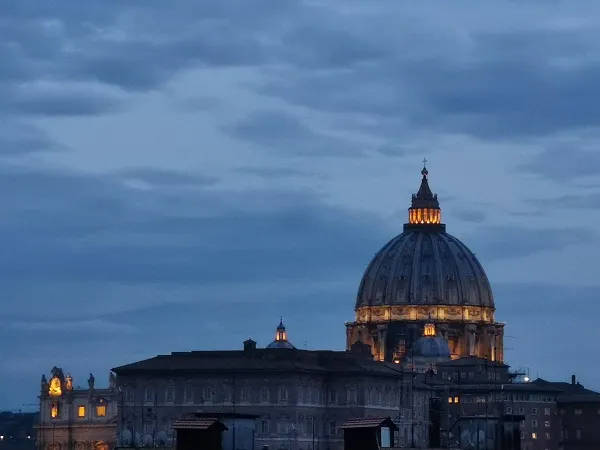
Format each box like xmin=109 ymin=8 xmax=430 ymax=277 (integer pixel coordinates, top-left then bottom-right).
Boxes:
xmin=36 ymin=368 xmax=118 ymax=450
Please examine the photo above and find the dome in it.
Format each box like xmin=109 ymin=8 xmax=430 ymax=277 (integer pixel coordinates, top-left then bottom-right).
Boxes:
xmin=266 ymin=319 xmax=295 ymax=349
xmin=356 ymin=164 xmax=493 ymax=309
xmin=409 ymin=335 xmax=451 ymax=358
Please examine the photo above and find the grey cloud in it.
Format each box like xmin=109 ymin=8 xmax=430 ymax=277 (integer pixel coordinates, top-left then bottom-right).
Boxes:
xmin=0 ymin=122 xmax=65 ymax=154
xmin=466 ymin=226 xmax=595 ymax=261
xmin=519 ymin=144 xmax=600 ymax=183
xmin=115 ymin=167 xmax=219 ymax=188
xmin=527 ymin=192 xmax=600 ymax=209
xmin=235 ymin=166 xmax=314 ymax=179
xmin=223 ymin=109 xmax=364 ymax=157
xmin=0 ymin=165 xmax=385 ymax=286
xmin=450 ymin=207 xmax=487 ymax=224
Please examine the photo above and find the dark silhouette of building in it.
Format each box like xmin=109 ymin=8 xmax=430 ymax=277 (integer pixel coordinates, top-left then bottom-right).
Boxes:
xmin=0 ymin=411 xmax=36 ymax=450
xmin=533 ymin=375 xmax=600 ymax=450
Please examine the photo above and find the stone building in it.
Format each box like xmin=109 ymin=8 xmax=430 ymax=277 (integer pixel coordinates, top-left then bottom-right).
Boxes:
xmin=432 ymin=357 xmax=561 ymax=450
xmin=111 ymin=322 xmax=433 ymax=450
xmin=533 ymin=375 xmax=600 ymax=450
xmin=346 ymin=164 xmax=504 ymax=363
xmin=36 ymin=367 xmax=118 ymax=450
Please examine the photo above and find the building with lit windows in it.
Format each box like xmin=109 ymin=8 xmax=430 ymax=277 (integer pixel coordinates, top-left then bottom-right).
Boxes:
xmin=36 ymin=367 xmax=118 ymax=450
xmin=346 ymin=164 xmax=504 ymax=364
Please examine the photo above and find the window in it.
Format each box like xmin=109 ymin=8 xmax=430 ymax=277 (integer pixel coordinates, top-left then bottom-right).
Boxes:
xmin=144 ymin=386 xmax=155 ymax=403
xmin=203 ymin=387 xmax=213 ymax=403
xmin=165 ymin=387 xmax=175 ymax=403
xmin=124 ymin=386 xmax=134 ymax=402
xmin=222 ymin=386 xmax=231 ymax=403
xmin=277 ymin=419 xmax=288 ymax=434
xmin=329 ymin=421 xmax=336 ymax=436
xmin=575 ymin=409 xmax=583 ymax=415
xmin=184 ymin=387 xmax=194 ymax=404
xmin=279 ymin=387 xmax=288 ymax=402
xmin=260 ymin=387 xmax=269 ymax=403
xmin=519 ymin=408 xmax=525 ymax=414
xmin=77 ymin=406 xmax=85 ymax=418
xmin=532 ymin=420 xmax=538 ymax=428
xmin=544 ymin=421 xmax=550 ymax=428
xmin=506 ymin=407 xmax=512 ymax=414
xmin=532 ymin=432 xmax=537 ymax=440
xmin=96 ymin=405 xmax=107 ymax=417
xmin=347 ymin=388 xmax=357 ymax=405
xmin=545 ymin=432 xmax=550 ymax=440
xmin=532 ymin=408 xmax=538 ymax=415
xmin=576 ymin=430 xmax=582 ymax=440
xmin=328 ymin=389 xmax=336 ymax=403
xmin=260 ymin=420 xmax=269 ymax=434
xmin=51 ymin=402 xmax=59 ymax=419
xmin=544 ymin=408 xmax=551 ymax=415
xmin=240 ymin=387 xmax=249 ymax=403
xmin=560 ymin=408 xmax=565 ymax=415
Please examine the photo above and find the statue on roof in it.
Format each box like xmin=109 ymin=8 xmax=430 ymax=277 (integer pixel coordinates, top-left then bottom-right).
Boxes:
xmin=41 ymin=374 xmax=48 ymax=394
xmin=88 ymin=373 xmax=95 ymax=390
xmin=109 ymin=372 xmax=116 ymax=390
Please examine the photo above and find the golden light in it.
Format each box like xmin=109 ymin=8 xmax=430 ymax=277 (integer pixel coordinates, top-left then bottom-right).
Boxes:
xmin=408 ymin=208 xmax=441 ymax=225
xmin=96 ymin=405 xmax=107 ymax=417
xmin=51 ymin=403 xmax=58 ymax=418
xmin=424 ymin=323 xmax=436 ymax=337
xmin=78 ymin=406 xmax=86 ymax=418
xmin=49 ymin=377 xmax=62 ymax=397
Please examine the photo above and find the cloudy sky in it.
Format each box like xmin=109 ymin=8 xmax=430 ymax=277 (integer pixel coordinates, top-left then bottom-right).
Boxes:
xmin=2 ymin=0 xmax=600 ymax=409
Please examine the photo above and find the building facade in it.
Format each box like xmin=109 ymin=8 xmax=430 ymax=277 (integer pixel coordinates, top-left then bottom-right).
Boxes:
xmin=346 ymin=165 xmax=505 ymax=363
xmin=37 ymin=367 xmax=118 ymax=450
xmin=112 ymin=326 xmax=432 ymax=450
xmin=533 ymin=376 xmax=600 ymax=450
xmin=432 ymin=357 xmax=561 ymax=450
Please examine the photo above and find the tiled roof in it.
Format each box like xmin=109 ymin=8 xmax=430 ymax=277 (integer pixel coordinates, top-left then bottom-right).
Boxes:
xmin=172 ymin=416 xmax=228 ymax=431
xmin=340 ymin=417 xmax=397 ymax=430
xmin=112 ymin=349 xmax=409 ymax=379
xmin=532 ymin=378 xmax=600 ymax=401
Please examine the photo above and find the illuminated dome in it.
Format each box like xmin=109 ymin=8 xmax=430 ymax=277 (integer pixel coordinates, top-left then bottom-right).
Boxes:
xmin=355 ymin=165 xmax=493 ymax=310
xmin=266 ymin=319 xmax=295 ymax=349
xmin=408 ymin=323 xmax=451 ymax=359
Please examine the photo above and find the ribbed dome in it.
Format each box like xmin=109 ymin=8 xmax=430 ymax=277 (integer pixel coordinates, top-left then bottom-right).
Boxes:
xmin=356 ymin=230 xmax=493 ymax=308
xmin=356 ymin=163 xmax=493 ymax=310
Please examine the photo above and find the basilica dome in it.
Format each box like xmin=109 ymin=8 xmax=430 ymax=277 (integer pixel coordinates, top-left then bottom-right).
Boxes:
xmin=356 ymin=166 xmax=493 ymax=310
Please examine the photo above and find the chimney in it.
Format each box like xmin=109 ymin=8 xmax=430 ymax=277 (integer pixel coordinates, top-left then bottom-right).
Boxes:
xmin=243 ymin=339 xmax=257 ymax=352
xmin=571 ymin=374 xmax=576 ymax=385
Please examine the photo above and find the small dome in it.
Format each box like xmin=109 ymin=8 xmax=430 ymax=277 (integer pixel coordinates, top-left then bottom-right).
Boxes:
xmin=409 ymin=335 xmax=451 ymax=358
xmin=266 ymin=319 xmax=295 ymax=349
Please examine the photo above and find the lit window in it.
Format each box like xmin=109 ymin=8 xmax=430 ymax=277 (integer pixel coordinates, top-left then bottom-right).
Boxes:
xmin=51 ymin=403 xmax=59 ymax=418
xmin=532 ymin=432 xmax=537 ymax=440
xmin=448 ymin=397 xmax=453 ymax=403
xmin=96 ymin=405 xmax=107 ymax=417
xmin=77 ymin=406 xmax=85 ymax=418
xmin=454 ymin=396 xmax=459 ymax=404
